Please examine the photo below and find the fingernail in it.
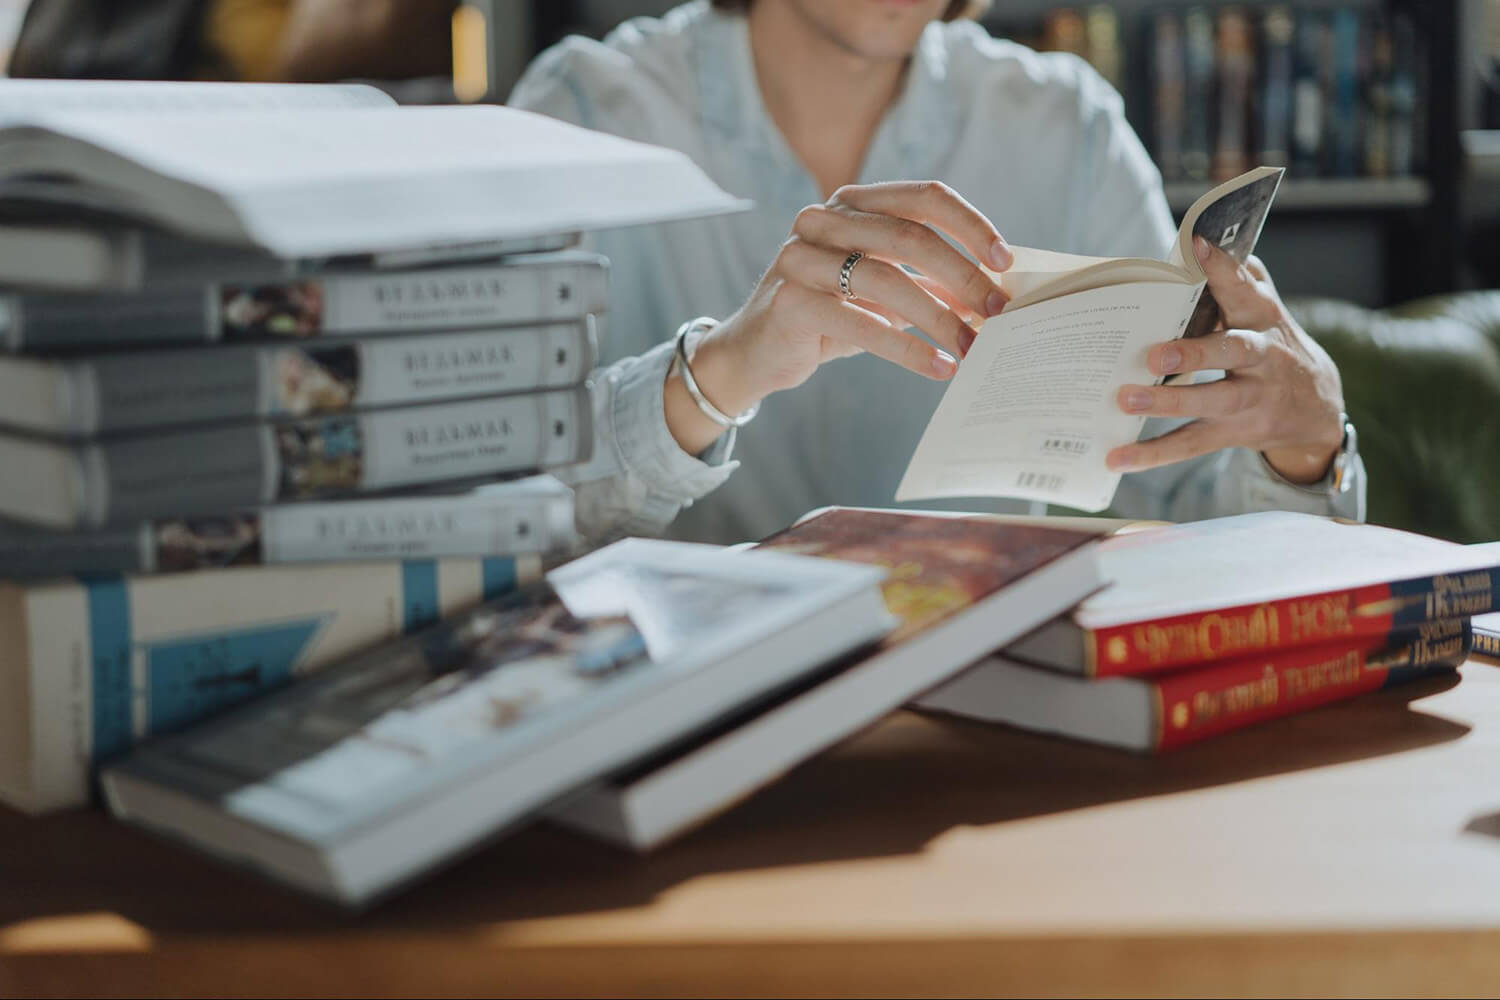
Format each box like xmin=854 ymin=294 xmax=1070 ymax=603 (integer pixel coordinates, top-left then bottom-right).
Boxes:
xmin=1125 ymin=389 xmax=1152 ymax=412
xmin=990 ymin=237 xmax=1013 ymax=270
xmin=986 ymin=289 xmax=1008 ymax=317
xmin=958 ymin=327 xmax=976 ymax=357
xmin=931 ymin=351 xmax=957 ymax=377
xmin=1159 ymin=346 xmax=1182 ymax=373
xmin=1194 ymin=235 xmax=1212 ymax=267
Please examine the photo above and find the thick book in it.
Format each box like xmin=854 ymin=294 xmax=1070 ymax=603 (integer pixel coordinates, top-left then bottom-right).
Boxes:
xmin=102 ymin=539 xmax=894 ymax=905
xmin=1006 ymin=511 xmax=1500 ymax=677
xmin=0 ymin=84 xmax=747 ymax=259
xmin=1473 ymin=542 xmax=1500 ymax=660
xmin=918 ymin=620 xmax=1473 ymax=753
xmin=1 ymin=251 xmax=609 ymax=353
xmin=546 ymin=508 xmax=1108 ymax=851
xmin=897 ymin=166 xmax=1282 ymax=512
xmin=0 ymin=386 xmax=590 ymax=529
xmin=0 ymin=476 xmax=575 ymax=578
xmin=0 ymin=552 xmax=537 ymax=814
xmin=0 ymin=220 xmax=579 ymax=294
xmin=0 ymin=317 xmax=598 ymax=436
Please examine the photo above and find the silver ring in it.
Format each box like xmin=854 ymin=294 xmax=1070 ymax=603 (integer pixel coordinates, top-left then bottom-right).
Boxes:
xmin=838 ymin=251 xmax=864 ymax=299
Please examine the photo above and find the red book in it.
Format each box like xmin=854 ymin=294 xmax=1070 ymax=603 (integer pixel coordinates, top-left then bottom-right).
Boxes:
xmin=1007 ymin=512 xmax=1500 ymax=677
xmin=920 ymin=619 xmax=1473 ymax=752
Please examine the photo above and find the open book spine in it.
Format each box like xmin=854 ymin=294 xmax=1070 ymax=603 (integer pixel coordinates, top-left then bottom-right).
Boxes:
xmin=0 ymin=387 xmax=592 ymax=530
xmin=0 ymin=317 xmax=598 ymax=436
xmin=0 ymin=554 xmax=537 ymax=815
xmin=1149 ymin=620 xmax=1472 ymax=750
xmin=0 ymin=486 xmax=574 ymax=577
xmin=1 ymin=252 xmax=609 ymax=352
xmin=1086 ymin=569 xmax=1499 ymax=677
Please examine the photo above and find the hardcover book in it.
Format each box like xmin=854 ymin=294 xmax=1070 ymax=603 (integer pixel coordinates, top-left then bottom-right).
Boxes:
xmin=547 ymin=508 xmax=1109 ymax=851
xmin=897 ymin=166 xmax=1281 ymax=512
xmin=919 ymin=620 xmax=1473 ymax=752
xmin=102 ymin=539 xmax=893 ymax=904
xmin=1 ymin=251 xmax=609 ymax=352
xmin=0 ymin=317 xmax=598 ymax=436
xmin=0 ymin=553 xmax=536 ymax=814
xmin=1472 ymin=542 xmax=1500 ymax=660
xmin=1006 ymin=511 xmax=1500 ymax=677
xmin=0 ymin=386 xmax=591 ymax=529
xmin=0 ymin=476 xmax=575 ymax=577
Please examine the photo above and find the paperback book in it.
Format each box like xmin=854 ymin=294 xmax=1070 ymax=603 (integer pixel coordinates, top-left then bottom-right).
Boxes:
xmin=102 ymin=539 xmax=893 ymax=904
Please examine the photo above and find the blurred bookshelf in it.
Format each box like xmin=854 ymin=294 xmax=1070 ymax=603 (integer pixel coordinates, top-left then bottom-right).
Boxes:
xmin=1164 ymin=177 xmax=1431 ymax=213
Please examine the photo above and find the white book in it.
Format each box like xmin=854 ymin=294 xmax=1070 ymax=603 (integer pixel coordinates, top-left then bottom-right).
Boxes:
xmin=897 ymin=166 xmax=1282 ymax=512
xmin=547 ymin=507 xmax=1109 ymax=851
xmin=1473 ymin=542 xmax=1500 ymax=660
xmin=102 ymin=539 xmax=893 ymax=905
xmin=0 ymin=83 xmax=747 ymax=258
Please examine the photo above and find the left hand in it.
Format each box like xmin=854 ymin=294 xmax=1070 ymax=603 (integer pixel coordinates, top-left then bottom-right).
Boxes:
xmin=1106 ymin=236 xmax=1345 ymax=485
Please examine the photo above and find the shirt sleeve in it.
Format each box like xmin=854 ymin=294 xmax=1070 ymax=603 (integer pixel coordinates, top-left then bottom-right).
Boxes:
xmin=510 ymin=41 xmax=740 ymax=546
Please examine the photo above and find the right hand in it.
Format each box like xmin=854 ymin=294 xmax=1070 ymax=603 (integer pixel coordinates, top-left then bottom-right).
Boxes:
xmin=667 ymin=181 xmax=1014 ymax=453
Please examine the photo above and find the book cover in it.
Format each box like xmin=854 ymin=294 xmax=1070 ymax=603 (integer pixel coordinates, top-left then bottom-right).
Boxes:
xmin=0 ymin=318 xmax=598 ymax=436
xmin=0 ymin=553 xmax=536 ymax=814
xmin=0 ymin=386 xmax=591 ymax=529
xmin=921 ymin=619 xmax=1473 ymax=753
xmin=0 ymin=476 xmax=575 ymax=577
xmin=1006 ymin=512 xmax=1500 ymax=677
xmin=2 ymin=252 xmax=609 ymax=352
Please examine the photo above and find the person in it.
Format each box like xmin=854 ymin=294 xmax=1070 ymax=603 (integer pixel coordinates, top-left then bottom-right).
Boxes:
xmin=507 ymin=0 xmax=1364 ymax=545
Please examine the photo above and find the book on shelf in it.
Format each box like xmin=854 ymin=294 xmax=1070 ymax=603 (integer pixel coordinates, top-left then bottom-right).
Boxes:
xmin=102 ymin=538 xmax=894 ymax=905
xmin=0 ymin=316 xmax=599 ymax=436
xmin=1150 ymin=11 xmax=1186 ymax=182
xmin=1212 ymin=8 xmax=1254 ymax=181
xmin=0 ymin=551 xmax=538 ymax=814
xmin=919 ymin=619 xmax=1474 ymax=753
xmin=897 ymin=166 xmax=1281 ymax=512
xmin=1006 ymin=511 xmax=1500 ymax=678
xmin=547 ymin=507 xmax=1109 ymax=852
xmin=0 ymin=386 xmax=591 ymax=529
xmin=0 ymin=250 xmax=609 ymax=352
xmin=1328 ymin=10 xmax=1362 ymax=178
xmin=0 ymin=476 xmax=576 ymax=578
xmin=0 ymin=81 xmax=747 ymax=260
xmin=0 ymin=220 xmax=581 ymax=294
xmin=1181 ymin=7 xmax=1215 ymax=182
xmin=1291 ymin=12 xmax=1329 ymax=177
xmin=1258 ymin=6 xmax=1296 ymax=169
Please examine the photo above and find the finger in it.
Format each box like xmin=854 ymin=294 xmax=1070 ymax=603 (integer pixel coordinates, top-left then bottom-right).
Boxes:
xmin=1117 ymin=378 xmax=1261 ymax=419
xmin=911 ymin=273 xmax=984 ymax=326
xmin=830 ymin=180 xmax=1013 ymax=271
xmin=793 ymin=203 xmax=1008 ymax=319
xmin=1194 ymin=236 xmax=1278 ymax=328
xmin=777 ymin=237 xmax=979 ymax=356
xmin=792 ymin=284 xmax=958 ymax=380
xmin=1149 ymin=328 xmax=1268 ymax=376
xmin=1106 ymin=418 xmax=1236 ymax=473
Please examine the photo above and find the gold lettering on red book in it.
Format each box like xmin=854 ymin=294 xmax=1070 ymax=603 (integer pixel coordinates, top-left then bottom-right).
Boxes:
xmin=1130 ymin=604 xmax=1280 ymax=666
xmin=1286 ymin=595 xmax=1352 ymax=643
xmin=1282 ymin=651 xmax=1362 ymax=700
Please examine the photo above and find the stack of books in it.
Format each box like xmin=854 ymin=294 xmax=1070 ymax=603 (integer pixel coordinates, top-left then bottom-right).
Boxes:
xmin=0 ymin=79 xmax=745 ymax=815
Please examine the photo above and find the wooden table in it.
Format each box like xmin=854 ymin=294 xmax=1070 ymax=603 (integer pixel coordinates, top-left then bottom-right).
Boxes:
xmin=6 ymin=658 xmax=1500 ymax=998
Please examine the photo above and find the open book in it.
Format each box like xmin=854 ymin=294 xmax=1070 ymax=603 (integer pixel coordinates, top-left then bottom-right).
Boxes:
xmin=0 ymin=80 xmax=746 ymax=259
xmin=897 ymin=166 xmax=1283 ymax=513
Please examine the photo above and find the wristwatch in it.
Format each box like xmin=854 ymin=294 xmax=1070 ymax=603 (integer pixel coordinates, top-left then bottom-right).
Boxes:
xmin=1328 ymin=412 xmax=1358 ymax=495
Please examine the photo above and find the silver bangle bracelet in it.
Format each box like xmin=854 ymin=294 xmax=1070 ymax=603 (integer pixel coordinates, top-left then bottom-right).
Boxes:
xmin=672 ymin=317 xmax=760 ymax=429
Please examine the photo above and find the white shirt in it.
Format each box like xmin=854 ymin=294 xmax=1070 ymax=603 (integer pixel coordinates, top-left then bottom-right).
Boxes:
xmin=509 ymin=1 xmax=1364 ymax=545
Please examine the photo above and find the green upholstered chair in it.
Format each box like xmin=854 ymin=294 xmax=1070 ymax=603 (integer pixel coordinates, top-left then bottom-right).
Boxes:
xmin=1291 ymin=293 xmax=1500 ymax=543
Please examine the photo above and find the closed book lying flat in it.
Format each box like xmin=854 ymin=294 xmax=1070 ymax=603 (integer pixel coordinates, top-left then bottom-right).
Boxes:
xmin=0 ymin=220 xmax=579 ymax=294
xmin=1008 ymin=511 xmax=1500 ymax=677
xmin=1 ymin=251 xmax=608 ymax=352
xmin=920 ymin=620 xmax=1473 ymax=752
xmin=0 ymin=317 xmax=598 ymax=436
xmin=102 ymin=539 xmax=893 ymax=905
xmin=1472 ymin=543 xmax=1500 ymax=660
xmin=0 ymin=553 xmax=535 ymax=814
xmin=547 ymin=507 xmax=1109 ymax=852
xmin=0 ymin=476 xmax=575 ymax=578
xmin=0 ymin=386 xmax=590 ymax=529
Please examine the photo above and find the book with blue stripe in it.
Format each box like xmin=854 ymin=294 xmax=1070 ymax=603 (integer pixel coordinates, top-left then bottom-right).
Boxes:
xmin=0 ymin=553 xmax=539 ymax=815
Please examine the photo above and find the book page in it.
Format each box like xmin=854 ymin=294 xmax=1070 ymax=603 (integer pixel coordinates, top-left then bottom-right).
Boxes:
xmin=0 ymin=80 xmax=395 ymax=111
xmin=896 ymin=281 xmax=1204 ymax=512
xmin=1171 ymin=166 xmax=1284 ymax=339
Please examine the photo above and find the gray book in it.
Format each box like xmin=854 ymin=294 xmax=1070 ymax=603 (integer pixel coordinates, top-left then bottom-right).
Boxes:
xmin=1 ymin=251 xmax=609 ymax=352
xmin=0 ymin=386 xmax=592 ymax=529
xmin=0 ymin=316 xmax=598 ymax=436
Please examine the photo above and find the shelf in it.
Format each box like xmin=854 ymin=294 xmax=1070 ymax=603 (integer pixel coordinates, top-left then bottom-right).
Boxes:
xmin=1463 ymin=131 xmax=1500 ymax=180
xmin=1165 ymin=177 xmax=1432 ymax=214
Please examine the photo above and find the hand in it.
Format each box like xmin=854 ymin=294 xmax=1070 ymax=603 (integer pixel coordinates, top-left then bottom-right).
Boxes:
xmin=665 ymin=181 xmax=1013 ymax=454
xmin=1106 ymin=236 xmax=1346 ymax=485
